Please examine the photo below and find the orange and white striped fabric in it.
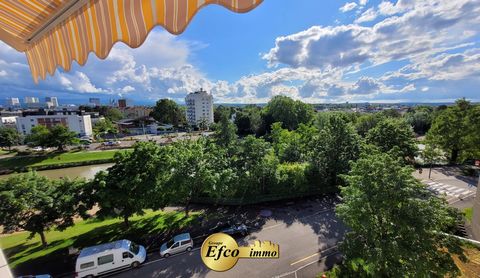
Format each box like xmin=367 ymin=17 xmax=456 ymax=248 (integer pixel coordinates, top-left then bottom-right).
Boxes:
xmin=0 ymin=0 xmax=263 ymax=83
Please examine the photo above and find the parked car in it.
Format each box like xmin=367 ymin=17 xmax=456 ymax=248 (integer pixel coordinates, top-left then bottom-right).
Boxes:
xmin=159 ymin=233 xmax=193 ymax=258
xmin=210 ymin=222 xmax=249 ymax=237
xmin=30 ymin=146 xmax=53 ymax=152
xmin=102 ymin=140 xmax=120 ymax=146
xmin=75 ymin=240 xmax=146 ymax=278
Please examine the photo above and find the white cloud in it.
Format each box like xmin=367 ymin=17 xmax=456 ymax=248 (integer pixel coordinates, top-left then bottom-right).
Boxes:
xmin=57 ymin=72 xmax=104 ymax=93
xmin=264 ymin=0 xmax=480 ymax=71
xmin=355 ymin=8 xmax=378 ymax=23
xmin=359 ymin=0 xmax=368 ymax=6
xmin=340 ymin=2 xmax=358 ymax=13
xmin=121 ymin=85 xmax=135 ymax=93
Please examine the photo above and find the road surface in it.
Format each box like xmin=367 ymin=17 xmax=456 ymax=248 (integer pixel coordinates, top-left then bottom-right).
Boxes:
xmin=107 ymin=200 xmax=346 ymax=278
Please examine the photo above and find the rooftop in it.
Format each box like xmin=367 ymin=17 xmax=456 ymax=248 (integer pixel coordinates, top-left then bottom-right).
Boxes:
xmin=78 ymin=240 xmax=130 ymax=258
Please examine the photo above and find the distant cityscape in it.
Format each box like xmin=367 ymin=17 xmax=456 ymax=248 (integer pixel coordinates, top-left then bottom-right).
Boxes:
xmin=0 ymin=91 xmax=472 ymax=140
xmin=0 ymin=90 xmax=216 ymax=139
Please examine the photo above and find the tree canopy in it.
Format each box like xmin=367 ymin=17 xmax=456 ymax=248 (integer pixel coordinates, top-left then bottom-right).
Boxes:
xmin=90 ymin=142 xmax=170 ymax=227
xmin=0 ymin=126 xmax=21 ymax=150
xmin=366 ymin=118 xmax=417 ymax=160
xmin=263 ymin=95 xmax=314 ymax=131
xmin=309 ymin=114 xmax=361 ymax=188
xmin=427 ymin=99 xmax=479 ymax=163
xmin=214 ymin=110 xmax=237 ymax=147
xmin=93 ymin=118 xmax=118 ymax=139
xmin=150 ymin=99 xmax=185 ymax=127
xmin=25 ymin=125 xmax=78 ymax=150
xmin=104 ymin=107 xmax=124 ymax=122
xmin=335 ymin=152 xmax=463 ymax=277
xmin=0 ymin=172 xmax=87 ymax=247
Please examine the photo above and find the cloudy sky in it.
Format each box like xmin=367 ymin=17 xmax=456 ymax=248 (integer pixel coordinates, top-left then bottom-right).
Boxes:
xmin=0 ymin=0 xmax=479 ymax=105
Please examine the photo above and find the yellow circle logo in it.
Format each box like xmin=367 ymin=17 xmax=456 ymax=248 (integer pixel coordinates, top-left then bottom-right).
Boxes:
xmin=201 ymin=233 xmax=240 ymax=272
xmin=201 ymin=233 xmax=280 ymax=272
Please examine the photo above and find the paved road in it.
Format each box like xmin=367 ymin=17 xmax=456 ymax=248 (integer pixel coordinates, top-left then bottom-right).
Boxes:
xmin=107 ymin=200 xmax=346 ymax=278
xmin=414 ymin=167 xmax=478 ymax=204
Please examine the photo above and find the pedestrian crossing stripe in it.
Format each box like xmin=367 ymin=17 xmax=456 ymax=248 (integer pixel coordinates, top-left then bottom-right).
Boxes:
xmin=423 ymin=181 xmax=476 ymax=199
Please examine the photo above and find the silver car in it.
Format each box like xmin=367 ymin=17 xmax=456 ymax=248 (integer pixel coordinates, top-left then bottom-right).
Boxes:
xmin=159 ymin=233 xmax=193 ymax=258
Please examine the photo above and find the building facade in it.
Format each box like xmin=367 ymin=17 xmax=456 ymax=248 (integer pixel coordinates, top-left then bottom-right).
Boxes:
xmin=6 ymin=97 xmax=20 ymax=108
xmin=16 ymin=114 xmax=93 ymax=136
xmin=185 ymin=89 xmax=214 ymax=126
xmin=121 ymin=106 xmax=153 ymax=119
xmin=45 ymin=97 xmax=59 ymax=108
xmin=0 ymin=116 xmax=17 ymax=128
xmin=118 ymin=99 xmax=128 ymax=108
xmin=89 ymin=98 xmax=101 ymax=106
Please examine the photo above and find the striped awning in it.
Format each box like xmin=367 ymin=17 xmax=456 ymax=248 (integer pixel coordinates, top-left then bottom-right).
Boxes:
xmin=0 ymin=0 xmax=262 ymax=83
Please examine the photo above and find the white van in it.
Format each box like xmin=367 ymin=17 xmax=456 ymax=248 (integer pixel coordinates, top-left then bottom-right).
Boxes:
xmin=75 ymin=240 xmax=146 ymax=278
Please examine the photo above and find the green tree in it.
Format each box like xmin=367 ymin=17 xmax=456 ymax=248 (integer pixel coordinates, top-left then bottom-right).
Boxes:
xmin=405 ymin=107 xmax=433 ymax=135
xmin=105 ymin=107 xmax=124 ymax=122
xmin=366 ymin=118 xmax=417 ymax=160
xmin=464 ymin=105 xmax=480 ymax=159
xmin=168 ymin=140 xmax=219 ymax=216
xmin=335 ymin=152 xmax=463 ymax=277
xmin=47 ymin=125 xmax=79 ymax=151
xmin=355 ymin=114 xmax=382 ymax=137
xmin=309 ymin=115 xmax=361 ymax=188
xmin=93 ymin=119 xmax=118 ymax=139
xmin=214 ymin=105 xmax=233 ymax=123
xmin=270 ymin=122 xmax=302 ymax=162
xmin=421 ymin=141 xmax=445 ymax=179
xmin=263 ymin=95 xmax=314 ymax=131
xmin=214 ymin=110 xmax=237 ymax=147
xmin=235 ymin=136 xmax=277 ymax=196
xmin=0 ymin=172 xmax=87 ymax=248
xmin=427 ymin=99 xmax=472 ymax=163
xmin=0 ymin=126 xmax=21 ymax=150
xmin=234 ymin=105 xmax=263 ymax=135
xmin=91 ymin=142 xmax=170 ymax=227
xmin=150 ymin=99 xmax=185 ymax=126
xmin=25 ymin=125 xmax=50 ymax=148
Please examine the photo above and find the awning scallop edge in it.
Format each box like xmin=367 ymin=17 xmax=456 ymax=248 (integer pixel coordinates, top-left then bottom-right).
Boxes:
xmin=7 ymin=0 xmax=263 ymax=83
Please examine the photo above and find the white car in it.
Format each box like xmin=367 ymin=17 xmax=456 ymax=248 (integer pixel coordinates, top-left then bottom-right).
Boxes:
xmin=75 ymin=240 xmax=146 ymax=278
xmin=159 ymin=233 xmax=193 ymax=258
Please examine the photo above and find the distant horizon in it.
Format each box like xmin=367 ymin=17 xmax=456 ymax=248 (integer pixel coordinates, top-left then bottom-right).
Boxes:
xmin=2 ymin=95 xmax=477 ymax=108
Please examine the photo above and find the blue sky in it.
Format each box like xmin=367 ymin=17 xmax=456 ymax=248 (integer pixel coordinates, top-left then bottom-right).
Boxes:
xmin=0 ymin=0 xmax=479 ymax=105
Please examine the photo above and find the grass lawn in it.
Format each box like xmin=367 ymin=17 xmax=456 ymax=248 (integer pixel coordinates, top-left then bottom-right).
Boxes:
xmin=0 ymin=210 xmax=200 ymax=275
xmin=0 ymin=149 xmax=131 ymax=170
xmin=464 ymin=208 xmax=473 ymax=223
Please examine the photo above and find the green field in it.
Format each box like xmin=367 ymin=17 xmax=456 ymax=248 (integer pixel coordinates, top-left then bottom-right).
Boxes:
xmin=464 ymin=207 xmax=473 ymax=223
xmin=0 ymin=210 xmax=200 ymax=272
xmin=0 ymin=150 xmax=130 ymax=170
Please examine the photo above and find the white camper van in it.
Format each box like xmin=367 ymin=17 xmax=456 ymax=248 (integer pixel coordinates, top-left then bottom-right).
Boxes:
xmin=75 ymin=240 xmax=146 ymax=278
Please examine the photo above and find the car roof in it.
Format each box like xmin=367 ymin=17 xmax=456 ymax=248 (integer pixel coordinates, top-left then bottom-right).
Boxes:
xmin=173 ymin=233 xmax=191 ymax=242
xmin=78 ymin=240 xmax=130 ymax=258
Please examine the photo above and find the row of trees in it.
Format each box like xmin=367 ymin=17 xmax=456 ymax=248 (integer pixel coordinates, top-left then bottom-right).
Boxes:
xmin=0 ymin=125 xmax=79 ymax=151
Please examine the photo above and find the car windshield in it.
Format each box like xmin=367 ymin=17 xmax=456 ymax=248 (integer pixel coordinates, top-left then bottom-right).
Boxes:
xmin=166 ymin=239 xmax=175 ymax=249
xmin=129 ymin=242 xmax=140 ymax=254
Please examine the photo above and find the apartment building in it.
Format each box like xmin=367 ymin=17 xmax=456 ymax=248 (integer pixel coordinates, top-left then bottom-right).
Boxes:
xmin=16 ymin=114 xmax=93 ymax=136
xmin=185 ymin=89 xmax=214 ymax=126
